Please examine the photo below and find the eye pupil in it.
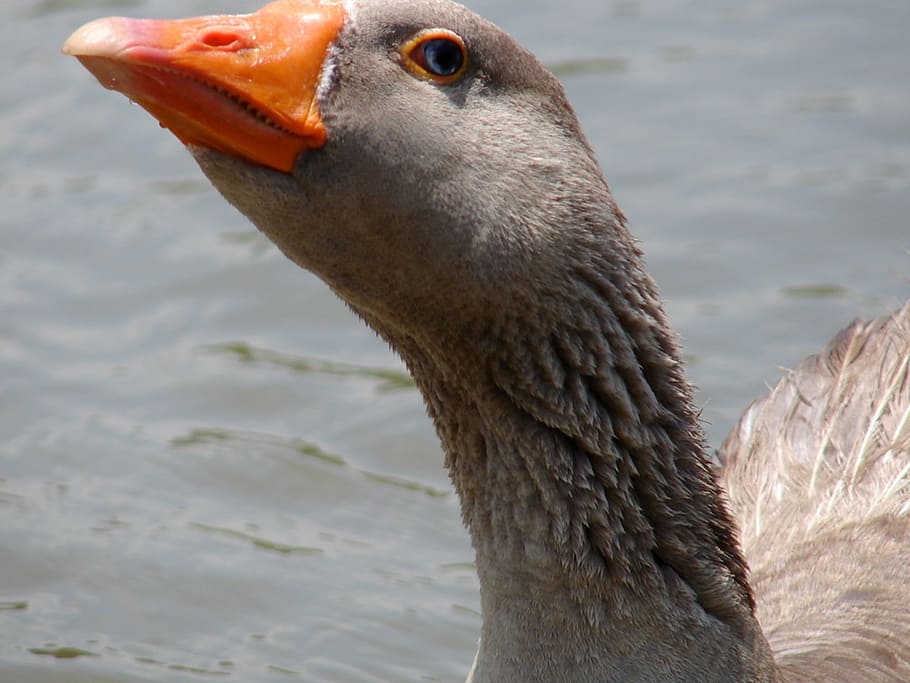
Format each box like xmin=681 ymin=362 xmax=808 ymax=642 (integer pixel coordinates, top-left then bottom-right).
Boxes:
xmin=421 ymin=38 xmax=464 ymax=77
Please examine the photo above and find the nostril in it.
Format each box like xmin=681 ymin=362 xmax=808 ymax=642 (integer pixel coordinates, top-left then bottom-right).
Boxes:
xmin=199 ymin=30 xmax=243 ymax=49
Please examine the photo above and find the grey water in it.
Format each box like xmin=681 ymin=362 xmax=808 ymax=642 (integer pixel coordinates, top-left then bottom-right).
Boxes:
xmin=2 ymin=0 xmax=908 ymax=681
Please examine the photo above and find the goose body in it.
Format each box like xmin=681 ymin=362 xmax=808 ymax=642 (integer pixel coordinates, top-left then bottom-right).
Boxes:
xmin=721 ymin=303 xmax=910 ymax=680
xmin=64 ymin=1 xmax=910 ymax=680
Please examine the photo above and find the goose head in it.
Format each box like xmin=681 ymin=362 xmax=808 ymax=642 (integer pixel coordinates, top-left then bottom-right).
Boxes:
xmin=64 ymin=0 xmax=627 ymax=352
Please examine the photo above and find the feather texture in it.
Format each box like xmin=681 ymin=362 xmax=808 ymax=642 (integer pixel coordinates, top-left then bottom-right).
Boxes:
xmin=721 ymin=302 xmax=910 ymax=680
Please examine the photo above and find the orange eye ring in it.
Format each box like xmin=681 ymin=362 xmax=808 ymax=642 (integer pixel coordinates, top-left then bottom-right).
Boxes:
xmin=400 ymin=29 xmax=468 ymax=84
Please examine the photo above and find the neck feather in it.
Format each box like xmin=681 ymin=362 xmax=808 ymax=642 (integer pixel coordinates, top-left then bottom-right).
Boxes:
xmin=375 ymin=220 xmax=779 ymax=680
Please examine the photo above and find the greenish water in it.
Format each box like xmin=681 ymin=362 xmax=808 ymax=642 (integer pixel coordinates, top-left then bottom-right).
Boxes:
xmin=2 ymin=0 xmax=908 ymax=681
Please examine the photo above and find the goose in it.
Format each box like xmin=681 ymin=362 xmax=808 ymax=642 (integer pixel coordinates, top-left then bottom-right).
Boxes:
xmin=63 ymin=0 xmax=910 ymax=680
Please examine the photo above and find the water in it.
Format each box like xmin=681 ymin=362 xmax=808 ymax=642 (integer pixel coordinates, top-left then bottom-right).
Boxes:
xmin=2 ymin=0 xmax=908 ymax=681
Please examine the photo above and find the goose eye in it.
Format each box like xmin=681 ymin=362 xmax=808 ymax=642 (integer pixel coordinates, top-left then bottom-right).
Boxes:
xmin=417 ymin=38 xmax=463 ymax=76
xmin=402 ymin=30 xmax=468 ymax=83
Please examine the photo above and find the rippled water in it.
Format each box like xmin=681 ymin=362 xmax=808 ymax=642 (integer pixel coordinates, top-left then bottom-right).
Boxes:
xmin=2 ymin=0 xmax=908 ymax=681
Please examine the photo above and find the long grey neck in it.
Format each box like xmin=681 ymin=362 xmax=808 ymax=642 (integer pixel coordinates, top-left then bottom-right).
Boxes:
xmin=193 ymin=129 xmax=781 ymax=681
xmin=378 ymin=237 xmax=781 ymax=681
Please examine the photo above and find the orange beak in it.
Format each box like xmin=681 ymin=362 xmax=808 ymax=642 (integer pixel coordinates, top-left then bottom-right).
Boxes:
xmin=63 ymin=0 xmax=346 ymax=173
